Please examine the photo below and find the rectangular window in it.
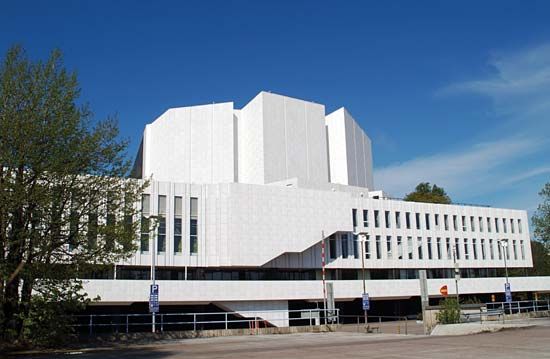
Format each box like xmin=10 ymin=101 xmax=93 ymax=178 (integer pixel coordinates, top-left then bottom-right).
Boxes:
xmin=455 ymin=238 xmax=460 ymax=260
xmin=481 ymin=239 xmax=486 ymax=260
xmin=395 ymin=212 xmax=401 ymax=229
xmin=498 ymin=240 xmax=503 ymax=260
xmin=416 ymin=213 xmax=421 ymax=230
xmin=470 ymin=216 xmax=475 ymax=232
xmin=510 ymin=218 xmax=515 ymax=234
xmin=397 ymin=236 xmax=403 ymax=259
xmin=140 ymin=194 xmax=150 ymax=253
xmin=453 ymin=215 xmax=458 ymax=231
xmin=190 ymin=197 xmax=198 ymax=254
xmin=174 ymin=196 xmax=182 ymax=253
xmin=385 ymin=211 xmax=391 ymax=229
xmin=487 ymin=217 xmax=492 ymax=233
xmin=417 ymin=237 xmax=423 ymax=260
xmin=502 ymin=218 xmax=507 ymax=233
xmin=375 ymin=235 xmax=381 ymax=259
xmin=518 ymin=219 xmax=523 ymax=234
xmin=495 ymin=218 xmax=500 ymax=233
xmin=436 ymin=237 xmax=442 ymax=260
xmin=406 ymin=212 xmax=411 ymax=229
xmin=489 ymin=239 xmax=494 ymax=260
xmin=479 ymin=217 xmax=483 ymax=232
xmin=425 ymin=213 xmax=431 ymax=230
xmin=446 ymin=238 xmax=451 ymax=260
xmin=464 ymin=238 xmax=469 ymax=259
xmin=363 ymin=210 xmax=369 ymax=227
xmin=427 ymin=237 xmax=433 ymax=260
xmin=353 ymin=234 xmax=359 ymax=259
xmin=157 ymin=195 xmax=166 ymax=253
xmin=444 ymin=214 xmax=449 ymax=231
xmin=341 ymin=233 xmax=349 ymax=258
xmin=472 ymin=238 xmax=478 ymax=260
xmin=407 ymin=236 xmax=413 ymax=259
xmin=386 ymin=236 xmax=392 ymax=259
xmin=512 ymin=240 xmax=517 ymax=260
xmin=374 ymin=210 xmax=380 ymax=228
xmin=505 ymin=241 xmax=510 ymax=260
xmin=87 ymin=211 xmax=98 ymax=249
xmin=352 ymin=209 xmax=357 ymax=228
xmin=435 ymin=214 xmax=440 ymax=229
xmin=329 ymin=237 xmax=337 ymax=259
xmin=462 ymin=216 xmax=467 ymax=231
xmin=520 ymin=240 xmax=525 ymax=260
xmin=365 ymin=235 xmax=371 ymax=259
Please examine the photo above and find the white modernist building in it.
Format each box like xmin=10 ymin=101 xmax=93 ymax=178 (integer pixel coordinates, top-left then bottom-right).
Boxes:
xmin=84 ymin=91 xmax=548 ymax=324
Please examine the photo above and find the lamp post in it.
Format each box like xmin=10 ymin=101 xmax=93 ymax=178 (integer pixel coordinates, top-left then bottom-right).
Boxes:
xmin=498 ymin=239 xmax=511 ymax=307
xmin=148 ymin=216 xmax=160 ymax=333
xmin=354 ymin=231 xmax=369 ymax=326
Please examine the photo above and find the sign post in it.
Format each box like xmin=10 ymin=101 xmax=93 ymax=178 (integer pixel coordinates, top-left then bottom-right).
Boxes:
xmin=440 ymin=285 xmax=448 ymax=297
xmin=362 ymin=293 xmax=370 ymax=311
xmin=505 ymin=283 xmax=512 ymax=303
xmin=149 ymin=284 xmax=159 ymax=332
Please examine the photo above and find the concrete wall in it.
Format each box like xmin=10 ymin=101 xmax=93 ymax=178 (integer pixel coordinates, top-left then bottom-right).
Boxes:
xmin=142 ymin=103 xmax=236 ymax=184
xmin=326 ymin=108 xmax=374 ymax=190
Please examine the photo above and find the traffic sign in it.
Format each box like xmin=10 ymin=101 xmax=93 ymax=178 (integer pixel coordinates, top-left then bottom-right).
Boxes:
xmin=362 ymin=293 xmax=370 ymax=311
xmin=440 ymin=285 xmax=448 ymax=297
xmin=505 ymin=283 xmax=512 ymax=303
xmin=149 ymin=284 xmax=159 ymax=313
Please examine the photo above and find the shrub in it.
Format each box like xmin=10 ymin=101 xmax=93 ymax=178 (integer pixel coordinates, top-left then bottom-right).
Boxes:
xmin=436 ymin=298 xmax=461 ymax=324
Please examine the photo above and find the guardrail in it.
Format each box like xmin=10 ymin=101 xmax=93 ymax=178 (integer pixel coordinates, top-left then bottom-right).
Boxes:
xmin=339 ymin=315 xmax=411 ymax=334
xmin=71 ymin=308 xmax=340 ymax=335
xmin=486 ymin=299 xmax=550 ymax=315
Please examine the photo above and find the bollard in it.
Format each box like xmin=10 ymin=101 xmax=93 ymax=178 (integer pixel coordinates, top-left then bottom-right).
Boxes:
xmin=126 ymin=315 xmax=129 ymax=333
xmin=193 ymin=314 xmax=196 ymax=331
xmin=225 ymin=313 xmax=228 ymax=330
xmin=161 ymin=314 xmax=164 ymax=332
xmin=89 ymin=315 xmax=93 ymax=336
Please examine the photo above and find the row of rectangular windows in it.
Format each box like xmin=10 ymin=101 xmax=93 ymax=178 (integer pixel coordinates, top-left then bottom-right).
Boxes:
xmin=352 ymin=209 xmax=523 ymax=234
xmin=140 ymin=194 xmax=198 ymax=255
xmin=329 ymin=234 xmax=526 ymax=262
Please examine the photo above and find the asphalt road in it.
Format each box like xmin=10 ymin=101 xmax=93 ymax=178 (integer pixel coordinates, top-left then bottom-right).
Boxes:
xmin=22 ymin=325 xmax=550 ymax=359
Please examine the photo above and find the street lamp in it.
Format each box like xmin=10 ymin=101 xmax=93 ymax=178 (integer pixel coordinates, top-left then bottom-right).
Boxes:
xmin=354 ymin=231 xmax=369 ymax=327
xmin=146 ymin=215 xmax=160 ymax=333
xmin=497 ymin=239 xmax=511 ymax=307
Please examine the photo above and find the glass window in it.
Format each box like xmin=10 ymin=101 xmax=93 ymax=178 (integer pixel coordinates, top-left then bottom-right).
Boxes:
xmin=497 ymin=240 xmax=502 ymax=260
xmin=363 ymin=210 xmax=369 ymax=227
xmin=174 ymin=196 xmax=182 ymax=253
xmin=397 ymin=236 xmax=403 ymax=259
xmin=462 ymin=216 xmax=467 ymax=231
xmin=518 ymin=219 xmax=523 ymax=234
xmin=417 ymin=237 xmax=423 ymax=260
xmin=464 ymin=238 xmax=469 ymax=259
xmin=502 ymin=218 xmax=507 ymax=233
xmin=512 ymin=240 xmax=517 ymax=260
xmin=416 ymin=213 xmax=421 ymax=230
xmin=190 ymin=197 xmax=198 ymax=254
xmin=455 ymin=238 xmax=460 ymax=260
xmin=385 ymin=211 xmax=391 ymax=229
xmin=487 ymin=217 xmax=492 ymax=233
xmin=510 ymin=218 xmax=515 ymax=233
xmin=481 ymin=239 xmax=486 ymax=260
xmin=446 ymin=238 xmax=451 ymax=260
xmin=353 ymin=234 xmax=359 ymax=259
xmin=386 ymin=236 xmax=392 ymax=259
xmin=489 ymin=239 xmax=494 ymax=260
xmin=375 ymin=235 xmax=381 ymax=259
xmin=329 ymin=237 xmax=337 ymax=259
xmin=407 ymin=236 xmax=413 ymax=259
xmin=472 ymin=238 xmax=477 ymax=260
xmin=470 ymin=216 xmax=475 ymax=232
xmin=453 ymin=215 xmax=458 ymax=231
xmin=365 ymin=235 xmax=371 ymax=259
xmin=395 ymin=212 xmax=401 ymax=229
xmin=406 ymin=212 xmax=411 ymax=229
xmin=425 ymin=213 xmax=431 ymax=230
xmin=140 ymin=194 xmax=150 ymax=253
xmin=374 ymin=210 xmax=380 ymax=228
xmin=341 ymin=233 xmax=349 ymax=258
xmin=444 ymin=214 xmax=449 ymax=231
xmin=436 ymin=237 xmax=442 ymax=260
xmin=520 ymin=240 xmax=525 ymax=260
xmin=435 ymin=214 xmax=440 ymax=229
xmin=479 ymin=217 xmax=483 ymax=232
xmin=352 ymin=209 xmax=357 ymax=228
xmin=427 ymin=237 xmax=433 ymax=260
xmin=495 ymin=218 xmax=500 ymax=233
xmin=157 ymin=195 xmax=166 ymax=253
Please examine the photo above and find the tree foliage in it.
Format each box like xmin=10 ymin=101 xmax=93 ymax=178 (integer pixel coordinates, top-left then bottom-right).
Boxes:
xmin=404 ymin=182 xmax=452 ymax=204
xmin=533 ymin=182 xmax=550 ymax=246
xmin=0 ymin=45 xmax=146 ymax=347
xmin=436 ymin=297 xmax=461 ymax=324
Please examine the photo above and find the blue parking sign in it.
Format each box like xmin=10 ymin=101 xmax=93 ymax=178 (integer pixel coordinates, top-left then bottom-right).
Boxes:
xmin=362 ymin=293 xmax=370 ymax=311
xmin=149 ymin=284 xmax=159 ymax=313
xmin=505 ymin=283 xmax=512 ymax=303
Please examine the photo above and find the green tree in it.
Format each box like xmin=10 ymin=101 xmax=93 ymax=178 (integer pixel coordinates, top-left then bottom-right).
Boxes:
xmin=436 ymin=297 xmax=461 ymax=324
xmin=533 ymin=183 xmax=550 ymax=246
xmin=404 ymin=182 xmax=452 ymax=204
xmin=0 ymin=46 xmax=146 ymax=346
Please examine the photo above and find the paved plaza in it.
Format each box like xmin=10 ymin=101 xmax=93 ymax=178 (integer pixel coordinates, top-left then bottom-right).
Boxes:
xmin=21 ymin=323 xmax=550 ymax=359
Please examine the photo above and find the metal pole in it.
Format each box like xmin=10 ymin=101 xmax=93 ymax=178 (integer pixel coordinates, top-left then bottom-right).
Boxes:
xmin=151 ymin=220 xmax=157 ymax=333
xmin=360 ymin=234 xmax=368 ymax=325
xmin=321 ymin=231 xmax=327 ymax=325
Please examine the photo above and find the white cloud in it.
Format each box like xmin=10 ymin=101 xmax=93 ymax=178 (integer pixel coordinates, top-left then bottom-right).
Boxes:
xmin=374 ymin=137 xmax=545 ymax=199
xmin=376 ymin=43 xmax=550 ymax=205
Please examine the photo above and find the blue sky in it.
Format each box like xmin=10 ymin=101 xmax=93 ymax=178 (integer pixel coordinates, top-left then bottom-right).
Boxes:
xmin=1 ymin=1 xmax=549 ymax=217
